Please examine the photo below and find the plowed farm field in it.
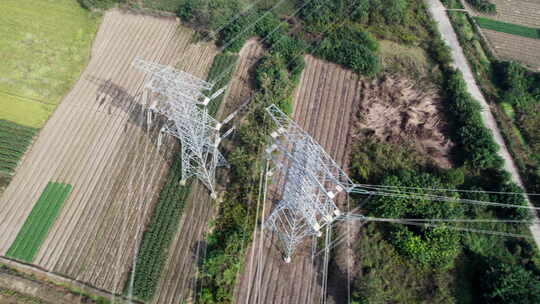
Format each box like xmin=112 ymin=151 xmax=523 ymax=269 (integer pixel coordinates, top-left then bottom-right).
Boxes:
xmin=0 ymin=9 xmax=218 ymax=293
xmin=483 ymin=29 xmax=540 ymax=70
xmin=151 ymin=40 xmax=264 ymax=304
xmin=466 ymin=0 xmax=540 ymax=28
xmin=464 ymin=0 xmax=540 ymax=70
xmin=235 ymin=55 xmax=362 ymax=304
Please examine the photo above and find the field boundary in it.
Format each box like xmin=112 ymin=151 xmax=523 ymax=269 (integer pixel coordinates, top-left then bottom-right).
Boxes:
xmin=0 ymin=257 xmax=141 ymax=304
xmin=6 ymin=182 xmax=72 ymax=262
xmin=474 ymin=17 xmax=540 ymax=39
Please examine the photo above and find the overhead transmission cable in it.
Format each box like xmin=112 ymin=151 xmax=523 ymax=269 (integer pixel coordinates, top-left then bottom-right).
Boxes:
xmin=355 ymin=183 xmax=540 ymax=196
xmin=355 ymin=187 xmax=540 ymax=211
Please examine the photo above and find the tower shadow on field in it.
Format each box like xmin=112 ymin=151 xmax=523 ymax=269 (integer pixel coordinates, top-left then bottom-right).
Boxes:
xmin=86 ymin=76 xmax=170 ymax=146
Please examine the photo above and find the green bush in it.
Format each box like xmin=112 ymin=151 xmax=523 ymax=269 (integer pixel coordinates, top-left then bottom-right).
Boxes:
xmin=299 ymin=0 xmax=352 ymax=28
xmin=444 ymin=70 xmax=503 ymax=169
xmin=494 ymin=61 xmax=538 ymax=108
xmin=316 ymin=27 xmax=380 ymax=76
xmin=492 ymin=182 xmax=531 ymax=221
xmin=177 ymin=0 xmax=248 ymax=40
xmin=480 ymin=258 xmax=540 ymax=303
xmin=466 ymin=0 xmax=496 ymax=14
xmin=367 ymin=170 xmax=464 ymax=269
xmin=353 ymin=0 xmax=408 ymax=25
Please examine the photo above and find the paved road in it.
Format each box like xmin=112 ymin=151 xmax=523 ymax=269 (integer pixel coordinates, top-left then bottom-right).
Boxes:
xmin=425 ymin=0 xmax=540 ymax=248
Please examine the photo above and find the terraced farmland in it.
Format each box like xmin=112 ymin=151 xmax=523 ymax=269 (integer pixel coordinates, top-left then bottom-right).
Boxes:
xmin=0 ymin=9 xmax=218 ymax=293
xmin=235 ymin=55 xmax=362 ymax=304
xmin=151 ymin=39 xmax=264 ymax=304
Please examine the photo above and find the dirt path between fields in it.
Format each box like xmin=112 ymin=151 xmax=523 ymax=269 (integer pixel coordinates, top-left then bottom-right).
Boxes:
xmin=426 ymin=0 xmax=540 ymax=248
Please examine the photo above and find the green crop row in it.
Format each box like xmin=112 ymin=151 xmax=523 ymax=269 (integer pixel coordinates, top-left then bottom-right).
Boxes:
xmin=0 ymin=120 xmax=37 ymax=176
xmin=129 ymin=50 xmax=237 ymax=301
xmin=130 ymin=155 xmax=191 ymax=300
xmin=474 ymin=17 xmax=540 ymax=39
xmin=0 ymin=120 xmax=37 ymax=136
xmin=6 ymin=182 xmax=72 ymax=262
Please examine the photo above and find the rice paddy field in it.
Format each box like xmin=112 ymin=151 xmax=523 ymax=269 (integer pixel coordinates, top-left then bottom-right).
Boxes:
xmin=0 ymin=0 xmax=100 ymax=128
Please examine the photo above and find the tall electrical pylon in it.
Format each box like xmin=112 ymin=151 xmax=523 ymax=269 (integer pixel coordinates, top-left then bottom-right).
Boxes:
xmin=133 ymin=58 xmax=228 ymax=198
xmin=264 ymin=104 xmax=358 ymax=262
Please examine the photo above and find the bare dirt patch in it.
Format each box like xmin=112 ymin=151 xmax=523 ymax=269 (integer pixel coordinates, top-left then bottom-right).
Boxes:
xmin=353 ymin=75 xmax=453 ymax=169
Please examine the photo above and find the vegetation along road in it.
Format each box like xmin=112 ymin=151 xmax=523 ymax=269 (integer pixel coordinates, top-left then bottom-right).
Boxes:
xmin=426 ymin=0 xmax=540 ymax=247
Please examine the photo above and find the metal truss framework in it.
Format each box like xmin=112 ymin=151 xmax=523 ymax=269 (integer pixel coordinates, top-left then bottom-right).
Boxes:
xmin=264 ymin=104 xmax=360 ymax=262
xmin=133 ymin=58 xmax=228 ymax=197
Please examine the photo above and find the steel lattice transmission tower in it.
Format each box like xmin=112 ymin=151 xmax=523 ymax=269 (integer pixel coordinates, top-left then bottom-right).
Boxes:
xmin=133 ymin=58 xmax=229 ymax=198
xmin=264 ymin=104 xmax=360 ymax=262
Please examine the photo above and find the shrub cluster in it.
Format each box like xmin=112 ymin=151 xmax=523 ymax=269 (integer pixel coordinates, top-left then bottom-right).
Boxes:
xmin=367 ymin=170 xmax=464 ymax=269
xmin=466 ymin=0 xmax=497 ymax=14
xmin=444 ymin=70 xmax=502 ymax=169
xmin=315 ymin=26 xmax=380 ymax=76
xmin=479 ymin=257 xmax=540 ymax=303
xmin=352 ymin=0 xmax=409 ymax=25
xmin=494 ymin=61 xmax=540 ymax=108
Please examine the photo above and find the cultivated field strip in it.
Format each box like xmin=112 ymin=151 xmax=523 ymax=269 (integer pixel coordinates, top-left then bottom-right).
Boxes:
xmin=235 ymin=56 xmax=361 ymax=304
xmin=218 ymin=39 xmax=264 ymax=119
xmin=483 ymin=29 xmax=540 ymax=70
xmin=0 ymin=9 xmax=218 ymax=292
xmin=151 ymin=39 xmax=264 ymax=304
xmin=466 ymin=0 xmax=540 ymax=28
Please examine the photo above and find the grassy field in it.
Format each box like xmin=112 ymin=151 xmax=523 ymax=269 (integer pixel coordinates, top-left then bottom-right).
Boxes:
xmin=474 ymin=17 xmax=540 ymax=39
xmin=6 ymin=182 xmax=72 ymax=262
xmin=0 ymin=0 xmax=100 ymax=128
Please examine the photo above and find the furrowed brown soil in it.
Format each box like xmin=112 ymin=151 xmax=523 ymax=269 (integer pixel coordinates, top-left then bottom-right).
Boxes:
xmin=151 ymin=39 xmax=264 ymax=304
xmin=465 ymin=0 xmax=540 ymax=28
xmin=235 ymin=55 xmax=362 ymax=304
xmin=353 ymin=75 xmax=453 ymax=169
xmin=218 ymin=38 xmax=264 ymax=119
xmin=0 ymin=9 xmax=217 ymax=293
xmin=482 ymin=29 xmax=540 ymax=70
xmin=463 ymin=0 xmax=540 ymax=70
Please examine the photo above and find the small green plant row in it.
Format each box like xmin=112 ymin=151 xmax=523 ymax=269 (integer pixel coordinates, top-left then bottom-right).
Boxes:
xmin=0 ymin=121 xmax=37 ymax=175
xmin=130 ymin=51 xmax=239 ymax=300
xmin=130 ymin=155 xmax=191 ymax=300
xmin=6 ymin=182 xmax=72 ymax=262
xmin=475 ymin=17 xmax=540 ymax=40
xmin=466 ymin=0 xmax=496 ymax=14
xmin=0 ymin=120 xmax=37 ymax=134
